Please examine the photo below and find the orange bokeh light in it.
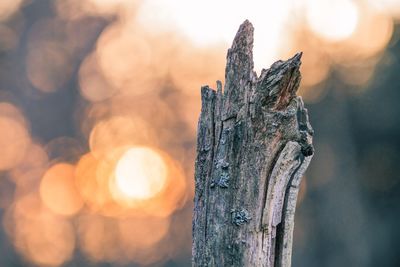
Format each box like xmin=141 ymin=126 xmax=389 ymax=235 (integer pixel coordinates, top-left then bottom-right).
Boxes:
xmin=77 ymin=213 xmax=171 ymax=265
xmin=40 ymin=163 xmax=84 ymax=216
xmin=89 ymin=116 xmax=154 ymax=158
xmin=0 ymin=104 xmax=30 ymax=170
xmin=75 ymin=145 xmax=186 ymax=218
xmin=117 ymin=215 xmax=171 ymax=264
xmin=305 ymin=0 xmax=359 ymax=42
xmin=0 ymin=0 xmax=24 ymax=21
xmin=9 ymin=143 xmax=48 ymax=197
xmin=112 ymin=147 xmax=167 ymax=200
xmin=78 ymin=52 xmax=117 ymax=102
xmin=3 ymin=193 xmax=75 ymax=267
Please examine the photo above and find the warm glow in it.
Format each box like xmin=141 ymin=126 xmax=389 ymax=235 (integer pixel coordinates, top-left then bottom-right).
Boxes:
xmin=89 ymin=116 xmax=152 ymax=158
xmin=3 ymin=193 xmax=75 ymax=267
xmin=2 ymin=0 xmax=400 ymax=265
xmin=40 ymin=163 xmax=84 ymax=216
xmin=0 ymin=111 xmax=30 ymax=170
xmin=95 ymin=22 xmax=166 ymax=96
xmin=77 ymin=214 xmax=119 ymax=262
xmin=137 ymin=0 xmax=294 ymax=71
xmin=78 ymin=52 xmax=116 ymax=102
xmin=9 ymin=142 xmax=48 ymax=194
xmin=366 ymin=0 xmax=400 ymax=17
xmin=117 ymin=215 xmax=171 ymax=264
xmin=337 ymin=11 xmax=394 ymax=62
xmin=77 ymin=213 xmax=171 ymax=264
xmin=137 ymin=0 xmax=240 ymax=45
xmin=0 ymin=0 xmax=24 ymax=21
xmin=305 ymin=0 xmax=359 ymax=41
xmin=114 ymin=147 xmax=167 ymax=200
xmin=75 ymin=152 xmax=111 ymax=212
xmin=75 ymin=147 xmax=186 ymax=218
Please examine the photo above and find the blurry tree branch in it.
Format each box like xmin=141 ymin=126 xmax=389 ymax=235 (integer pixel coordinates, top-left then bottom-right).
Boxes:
xmin=192 ymin=20 xmax=314 ymax=267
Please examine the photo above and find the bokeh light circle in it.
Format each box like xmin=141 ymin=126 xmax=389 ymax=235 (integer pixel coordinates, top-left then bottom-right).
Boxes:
xmin=306 ymin=0 xmax=359 ymax=41
xmin=40 ymin=163 xmax=84 ymax=216
xmin=114 ymin=147 xmax=167 ymax=200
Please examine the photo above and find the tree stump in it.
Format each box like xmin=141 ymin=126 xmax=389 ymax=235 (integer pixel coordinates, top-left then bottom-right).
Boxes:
xmin=192 ymin=20 xmax=314 ymax=267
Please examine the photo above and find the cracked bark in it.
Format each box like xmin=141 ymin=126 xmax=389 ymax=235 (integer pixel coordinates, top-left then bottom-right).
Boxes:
xmin=192 ymin=20 xmax=314 ymax=267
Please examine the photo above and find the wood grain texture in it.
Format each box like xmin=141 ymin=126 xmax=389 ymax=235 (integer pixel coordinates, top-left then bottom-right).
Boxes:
xmin=192 ymin=20 xmax=314 ymax=267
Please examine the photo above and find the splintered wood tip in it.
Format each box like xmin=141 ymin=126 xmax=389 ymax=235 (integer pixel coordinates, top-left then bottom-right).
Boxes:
xmin=230 ymin=19 xmax=254 ymax=54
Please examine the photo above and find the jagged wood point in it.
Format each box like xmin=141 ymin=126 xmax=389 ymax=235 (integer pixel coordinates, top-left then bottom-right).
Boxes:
xmin=192 ymin=20 xmax=314 ymax=267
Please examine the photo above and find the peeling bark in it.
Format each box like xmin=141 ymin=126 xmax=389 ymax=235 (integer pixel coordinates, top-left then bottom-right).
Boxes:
xmin=192 ymin=20 xmax=314 ymax=267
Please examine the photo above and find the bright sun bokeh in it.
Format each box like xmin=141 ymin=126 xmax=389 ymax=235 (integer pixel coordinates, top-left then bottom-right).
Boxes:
xmin=305 ymin=0 xmax=359 ymax=41
xmin=114 ymin=147 xmax=168 ymax=200
xmin=136 ymin=0 xmax=295 ymax=71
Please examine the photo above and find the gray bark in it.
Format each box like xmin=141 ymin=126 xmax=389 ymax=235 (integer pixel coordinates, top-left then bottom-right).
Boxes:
xmin=192 ymin=20 xmax=314 ymax=267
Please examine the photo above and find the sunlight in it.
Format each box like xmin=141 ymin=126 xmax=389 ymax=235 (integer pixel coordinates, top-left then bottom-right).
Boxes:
xmin=114 ymin=147 xmax=167 ymax=200
xmin=136 ymin=0 xmax=294 ymax=71
xmin=305 ymin=0 xmax=359 ymax=41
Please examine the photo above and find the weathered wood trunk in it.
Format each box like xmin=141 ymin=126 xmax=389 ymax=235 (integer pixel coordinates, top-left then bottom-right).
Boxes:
xmin=192 ymin=20 xmax=314 ymax=267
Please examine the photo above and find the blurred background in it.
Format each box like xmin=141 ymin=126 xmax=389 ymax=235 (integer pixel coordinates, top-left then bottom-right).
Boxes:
xmin=0 ymin=0 xmax=399 ymax=266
